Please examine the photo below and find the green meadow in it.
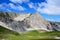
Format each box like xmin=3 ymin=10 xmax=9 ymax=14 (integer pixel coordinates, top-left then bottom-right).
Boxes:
xmin=0 ymin=26 xmax=60 ymax=40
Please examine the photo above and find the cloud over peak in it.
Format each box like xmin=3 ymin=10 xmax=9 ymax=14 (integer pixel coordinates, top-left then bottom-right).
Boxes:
xmin=37 ymin=0 xmax=60 ymax=15
xmin=0 ymin=0 xmax=60 ymax=15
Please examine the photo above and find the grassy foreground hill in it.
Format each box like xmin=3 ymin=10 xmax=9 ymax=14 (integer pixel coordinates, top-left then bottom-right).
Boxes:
xmin=0 ymin=26 xmax=60 ymax=40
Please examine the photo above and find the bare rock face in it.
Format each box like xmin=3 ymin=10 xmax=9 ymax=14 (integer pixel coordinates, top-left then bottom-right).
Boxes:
xmin=0 ymin=12 xmax=60 ymax=33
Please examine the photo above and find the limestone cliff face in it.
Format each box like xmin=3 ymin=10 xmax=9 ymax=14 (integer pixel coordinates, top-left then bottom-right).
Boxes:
xmin=0 ymin=12 xmax=60 ymax=33
xmin=25 ymin=13 xmax=54 ymax=31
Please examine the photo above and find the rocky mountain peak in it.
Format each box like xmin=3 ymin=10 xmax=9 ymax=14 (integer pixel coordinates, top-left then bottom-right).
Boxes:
xmin=0 ymin=12 xmax=60 ymax=33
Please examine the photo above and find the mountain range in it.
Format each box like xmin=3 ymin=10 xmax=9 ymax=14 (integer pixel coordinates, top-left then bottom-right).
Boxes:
xmin=0 ymin=12 xmax=60 ymax=33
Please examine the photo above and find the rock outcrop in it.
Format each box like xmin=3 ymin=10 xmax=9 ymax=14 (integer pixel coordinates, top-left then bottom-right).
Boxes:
xmin=0 ymin=12 xmax=60 ymax=33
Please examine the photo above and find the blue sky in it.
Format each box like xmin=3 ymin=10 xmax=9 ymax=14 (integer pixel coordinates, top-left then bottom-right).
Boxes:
xmin=0 ymin=0 xmax=60 ymax=22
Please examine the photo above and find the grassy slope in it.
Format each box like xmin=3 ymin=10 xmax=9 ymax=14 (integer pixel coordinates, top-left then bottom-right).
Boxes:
xmin=0 ymin=26 xmax=60 ymax=40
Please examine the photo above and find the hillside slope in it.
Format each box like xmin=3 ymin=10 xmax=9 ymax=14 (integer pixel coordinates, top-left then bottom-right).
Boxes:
xmin=0 ymin=12 xmax=60 ymax=33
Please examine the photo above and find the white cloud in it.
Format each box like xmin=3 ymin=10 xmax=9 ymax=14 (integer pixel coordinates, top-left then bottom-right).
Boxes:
xmin=28 ymin=2 xmax=38 ymax=10
xmin=10 ymin=0 xmax=29 ymax=4
xmin=28 ymin=2 xmax=34 ymax=8
xmin=6 ymin=9 xmax=12 ymax=12
xmin=9 ymin=3 xmax=26 ymax=10
xmin=46 ymin=18 xmax=60 ymax=22
xmin=37 ymin=0 xmax=60 ymax=15
xmin=46 ymin=18 xmax=55 ymax=22
xmin=0 ymin=3 xmax=6 ymax=10
xmin=17 ymin=6 xmax=26 ymax=10
xmin=9 ymin=3 xmax=17 ymax=9
xmin=0 ymin=3 xmax=26 ymax=12
xmin=0 ymin=3 xmax=12 ymax=12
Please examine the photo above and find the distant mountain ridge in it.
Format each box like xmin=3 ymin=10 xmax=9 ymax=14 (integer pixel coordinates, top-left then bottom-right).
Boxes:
xmin=0 ymin=12 xmax=60 ymax=33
